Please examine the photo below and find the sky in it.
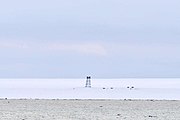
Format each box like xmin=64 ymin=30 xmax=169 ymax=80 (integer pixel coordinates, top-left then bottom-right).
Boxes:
xmin=0 ymin=0 xmax=180 ymax=78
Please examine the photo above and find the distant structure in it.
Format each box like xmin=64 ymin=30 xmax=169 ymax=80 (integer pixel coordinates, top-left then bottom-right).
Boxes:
xmin=85 ymin=76 xmax=91 ymax=88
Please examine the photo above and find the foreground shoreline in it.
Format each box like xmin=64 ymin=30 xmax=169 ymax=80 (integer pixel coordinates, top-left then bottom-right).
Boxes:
xmin=1 ymin=98 xmax=180 ymax=101
xmin=0 ymin=99 xmax=180 ymax=120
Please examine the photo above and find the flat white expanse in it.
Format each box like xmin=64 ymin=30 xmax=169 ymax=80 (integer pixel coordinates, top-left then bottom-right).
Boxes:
xmin=0 ymin=78 xmax=180 ymax=100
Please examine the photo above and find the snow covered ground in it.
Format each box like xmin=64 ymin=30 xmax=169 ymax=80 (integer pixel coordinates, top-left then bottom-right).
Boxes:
xmin=0 ymin=78 xmax=180 ymax=100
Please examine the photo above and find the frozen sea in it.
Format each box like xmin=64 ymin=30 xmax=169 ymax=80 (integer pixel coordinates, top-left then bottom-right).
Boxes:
xmin=0 ymin=78 xmax=180 ymax=100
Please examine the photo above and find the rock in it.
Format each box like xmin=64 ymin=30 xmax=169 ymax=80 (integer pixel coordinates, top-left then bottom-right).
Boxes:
xmin=117 ymin=114 xmax=121 ymax=116
xmin=148 ymin=115 xmax=157 ymax=118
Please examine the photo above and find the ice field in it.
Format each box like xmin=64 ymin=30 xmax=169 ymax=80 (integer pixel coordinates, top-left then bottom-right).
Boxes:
xmin=0 ymin=78 xmax=180 ymax=100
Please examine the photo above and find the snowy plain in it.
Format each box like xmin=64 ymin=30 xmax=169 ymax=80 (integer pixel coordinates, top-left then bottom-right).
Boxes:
xmin=0 ymin=78 xmax=180 ymax=100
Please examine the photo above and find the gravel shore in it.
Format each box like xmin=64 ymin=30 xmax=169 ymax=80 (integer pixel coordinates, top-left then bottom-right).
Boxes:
xmin=0 ymin=99 xmax=180 ymax=120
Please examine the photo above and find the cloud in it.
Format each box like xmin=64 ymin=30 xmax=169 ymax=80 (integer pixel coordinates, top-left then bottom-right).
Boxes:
xmin=0 ymin=41 xmax=27 ymax=49
xmin=0 ymin=41 xmax=107 ymax=56
xmin=46 ymin=42 xmax=107 ymax=56
xmin=107 ymin=43 xmax=180 ymax=59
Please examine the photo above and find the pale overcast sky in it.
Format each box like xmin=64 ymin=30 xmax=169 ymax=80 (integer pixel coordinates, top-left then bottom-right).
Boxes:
xmin=0 ymin=0 xmax=180 ymax=78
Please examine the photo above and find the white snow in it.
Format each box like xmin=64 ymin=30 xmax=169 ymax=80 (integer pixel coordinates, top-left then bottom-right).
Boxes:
xmin=0 ymin=78 xmax=180 ymax=100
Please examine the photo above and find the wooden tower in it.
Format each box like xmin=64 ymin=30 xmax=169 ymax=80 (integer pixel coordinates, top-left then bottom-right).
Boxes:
xmin=85 ymin=76 xmax=91 ymax=88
